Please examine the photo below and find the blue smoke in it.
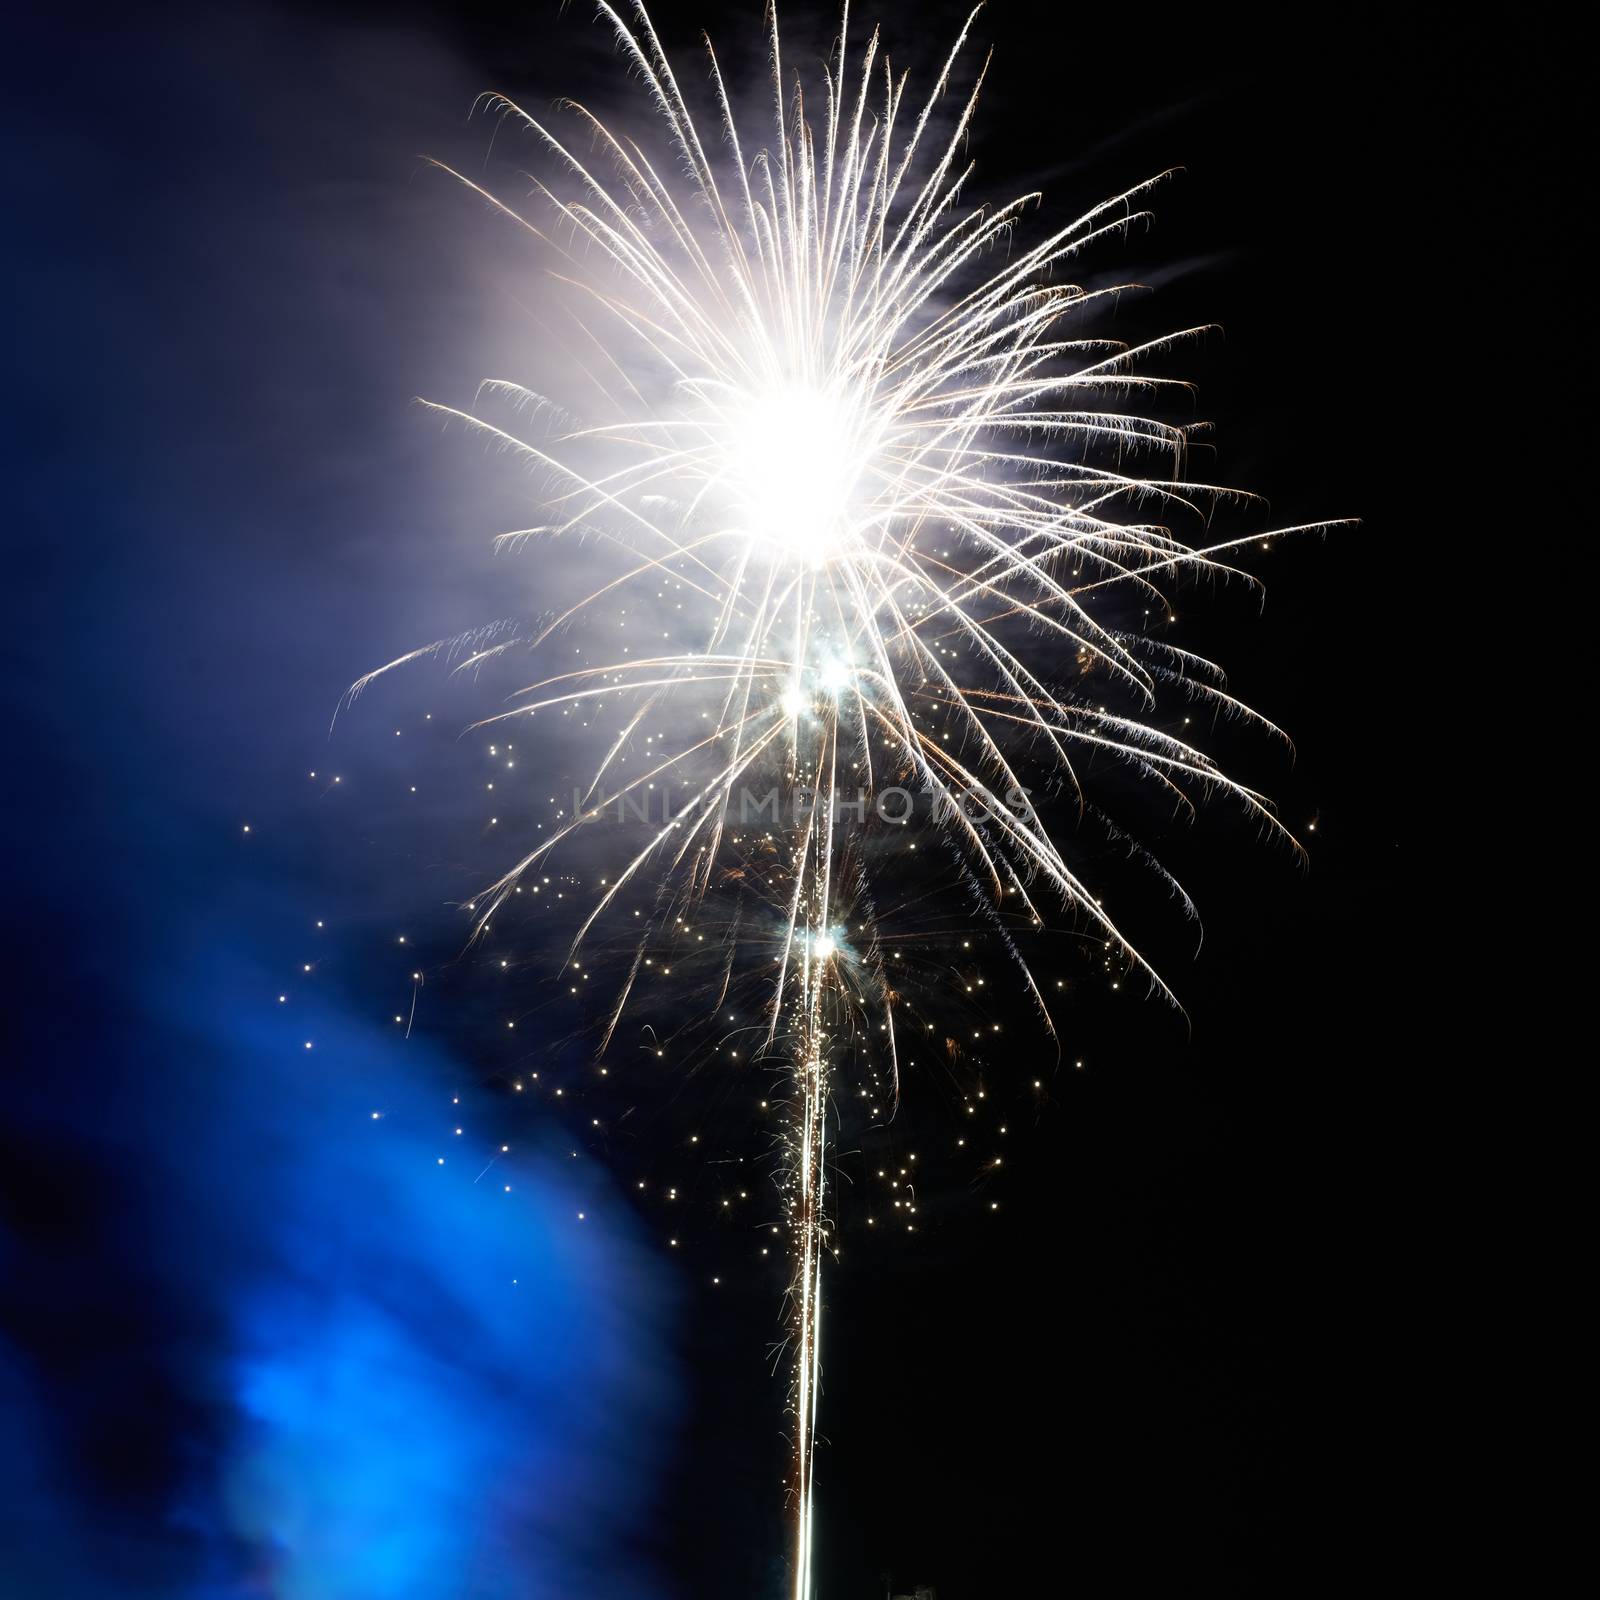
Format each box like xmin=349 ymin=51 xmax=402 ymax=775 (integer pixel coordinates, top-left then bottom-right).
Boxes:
xmin=2 ymin=5 xmax=683 ymax=1592
xmin=1 ymin=948 xmax=679 ymax=1598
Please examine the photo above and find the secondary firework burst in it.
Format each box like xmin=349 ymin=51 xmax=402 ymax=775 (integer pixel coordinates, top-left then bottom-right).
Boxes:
xmin=361 ymin=3 xmax=1347 ymax=1592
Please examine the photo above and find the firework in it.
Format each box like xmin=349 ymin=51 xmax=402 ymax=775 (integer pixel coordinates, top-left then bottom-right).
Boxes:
xmin=364 ymin=4 xmax=1346 ymax=1591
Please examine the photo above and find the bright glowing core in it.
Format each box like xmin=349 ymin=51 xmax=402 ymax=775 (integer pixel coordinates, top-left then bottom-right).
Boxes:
xmin=818 ymin=656 xmax=854 ymax=695
xmin=729 ymin=383 xmax=858 ymax=563
xmin=811 ymin=934 xmax=837 ymax=961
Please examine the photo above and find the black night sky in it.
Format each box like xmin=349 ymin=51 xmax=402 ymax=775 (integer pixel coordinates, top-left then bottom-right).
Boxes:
xmin=3 ymin=4 xmax=1562 ymax=1596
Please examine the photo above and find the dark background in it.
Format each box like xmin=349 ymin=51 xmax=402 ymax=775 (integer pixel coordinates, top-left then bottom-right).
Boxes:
xmin=4 ymin=3 xmax=1562 ymax=1595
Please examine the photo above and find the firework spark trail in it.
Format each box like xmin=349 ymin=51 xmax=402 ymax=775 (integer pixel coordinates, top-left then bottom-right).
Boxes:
xmin=364 ymin=3 xmax=1349 ymax=1591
